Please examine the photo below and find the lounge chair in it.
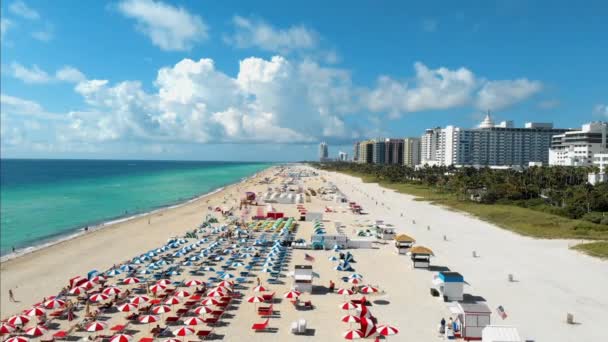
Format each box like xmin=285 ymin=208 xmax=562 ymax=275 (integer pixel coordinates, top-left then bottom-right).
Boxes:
xmin=251 ymin=318 xmax=270 ymax=332
xmin=257 ymin=304 xmax=273 ymax=316
xmin=138 ymin=338 xmax=154 ymax=342
xmin=196 ymin=329 xmax=213 ymax=340
xmin=262 ymin=292 xmax=275 ymax=302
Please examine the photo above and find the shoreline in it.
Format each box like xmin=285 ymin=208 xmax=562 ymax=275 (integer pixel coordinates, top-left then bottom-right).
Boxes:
xmin=0 ymin=167 xmax=271 ymax=263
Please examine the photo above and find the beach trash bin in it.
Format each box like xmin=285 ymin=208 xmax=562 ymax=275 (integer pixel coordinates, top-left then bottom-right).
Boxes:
xmin=508 ymin=274 xmax=514 ymax=282
xmin=567 ymin=313 xmax=574 ymax=324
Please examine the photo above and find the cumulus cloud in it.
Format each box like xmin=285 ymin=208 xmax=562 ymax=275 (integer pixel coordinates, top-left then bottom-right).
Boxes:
xmin=593 ymin=104 xmax=608 ymax=118
xmin=56 ymin=66 xmax=87 ymax=83
xmin=0 ymin=93 xmax=65 ymax=120
xmin=9 ymin=1 xmax=40 ymax=20
xmin=476 ymin=79 xmax=542 ymax=110
xmin=9 ymin=62 xmax=51 ymax=84
xmin=117 ymin=0 xmax=208 ymax=51
xmin=226 ymin=16 xmax=318 ymax=54
xmin=1 ymin=18 xmax=12 ymax=39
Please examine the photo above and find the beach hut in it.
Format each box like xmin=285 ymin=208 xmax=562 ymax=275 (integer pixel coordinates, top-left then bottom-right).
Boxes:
xmin=408 ymin=246 xmax=434 ymax=268
xmin=481 ymin=326 xmax=522 ymax=342
xmin=293 ymin=265 xmax=314 ymax=293
xmin=449 ymin=302 xmax=492 ymax=341
xmin=432 ymin=271 xmax=464 ymax=301
xmin=394 ymin=234 xmax=416 ymax=254
xmin=375 ymin=224 xmax=396 ymax=240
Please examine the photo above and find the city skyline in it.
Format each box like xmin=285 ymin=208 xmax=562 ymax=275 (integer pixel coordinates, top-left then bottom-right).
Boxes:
xmin=1 ymin=0 xmax=607 ymax=161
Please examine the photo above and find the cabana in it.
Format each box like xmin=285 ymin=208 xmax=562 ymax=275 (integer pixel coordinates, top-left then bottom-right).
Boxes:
xmin=375 ymin=224 xmax=396 ymax=240
xmin=394 ymin=234 xmax=416 ymax=254
xmin=432 ymin=271 xmax=464 ymax=301
xmin=449 ymin=302 xmax=492 ymax=341
xmin=408 ymin=246 xmax=434 ymax=268
xmin=293 ymin=265 xmax=314 ymax=293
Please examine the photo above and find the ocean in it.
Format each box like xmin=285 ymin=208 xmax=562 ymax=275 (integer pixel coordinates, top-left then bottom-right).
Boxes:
xmin=0 ymin=159 xmax=273 ymax=256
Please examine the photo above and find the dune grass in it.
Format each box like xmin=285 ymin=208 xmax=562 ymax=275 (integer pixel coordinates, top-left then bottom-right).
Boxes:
xmin=571 ymin=242 xmax=608 ymax=259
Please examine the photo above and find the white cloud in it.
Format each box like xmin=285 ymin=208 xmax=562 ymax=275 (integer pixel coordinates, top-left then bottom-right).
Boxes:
xmin=9 ymin=62 xmax=51 ymax=84
xmin=1 ymin=18 xmax=12 ymax=39
xmin=56 ymin=66 xmax=86 ymax=83
xmin=593 ymin=104 xmax=608 ymax=118
xmin=365 ymin=62 xmax=542 ymax=117
xmin=9 ymin=1 xmax=40 ymax=20
xmin=0 ymin=93 xmax=65 ymax=120
xmin=226 ymin=16 xmax=318 ymax=53
xmin=31 ymin=24 xmax=53 ymax=42
xmin=476 ymin=79 xmax=542 ymax=110
xmin=117 ymin=0 xmax=208 ymax=51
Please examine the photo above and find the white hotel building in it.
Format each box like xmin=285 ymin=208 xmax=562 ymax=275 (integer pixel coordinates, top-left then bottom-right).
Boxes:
xmin=549 ymin=122 xmax=608 ymax=167
xmin=421 ymin=114 xmax=570 ymax=167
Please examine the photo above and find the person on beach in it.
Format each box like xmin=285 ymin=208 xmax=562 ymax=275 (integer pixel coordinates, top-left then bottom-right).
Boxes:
xmin=256 ymin=277 xmax=261 ymax=286
xmin=9 ymin=288 xmax=16 ymax=302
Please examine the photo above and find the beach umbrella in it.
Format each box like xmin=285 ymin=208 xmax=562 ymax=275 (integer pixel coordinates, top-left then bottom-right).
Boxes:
xmin=283 ymin=290 xmax=301 ymax=299
xmin=7 ymin=315 xmax=30 ymax=326
xmin=172 ymin=327 xmax=194 ymax=337
xmin=157 ymin=279 xmax=171 ymax=286
xmin=349 ymin=273 xmax=363 ymax=279
xmin=89 ymin=293 xmax=109 ymax=302
xmin=4 ymin=337 xmax=29 ymax=342
xmin=246 ymin=295 xmax=264 ymax=310
xmin=360 ymin=285 xmax=378 ymax=294
xmin=0 ymin=323 xmax=16 ymax=335
xmin=149 ymin=284 xmax=166 ymax=294
xmin=200 ymin=298 xmax=219 ymax=306
xmin=184 ymin=279 xmax=202 ymax=287
xmin=25 ymin=326 xmax=47 ymax=337
xmin=193 ymin=306 xmax=213 ymax=315
xmin=123 ymin=277 xmax=141 ymax=285
xmin=69 ymin=286 xmax=86 ymax=295
xmin=152 ymin=305 xmax=171 ymax=314
xmin=164 ymin=296 xmax=180 ymax=305
xmin=359 ymin=317 xmax=374 ymax=326
xmin=130 ymin=295 xmax=150 ymax=305
xmin=164 ymin=339 xmax=181 ymax=342
xmin=339 ymin=302 xmax=358 ymax=311
xmin=24 ymin=307 xmax=45 ymax=317
xmin=106 ymin=269 xmax=122 ymax=277
xmin=80 ymin=281 xmax=96 ymax=289
xmin=202 ymin=266 xmax=215 ymax=272
xmin=103 ymin=287 xmax=122 ymax=296
xmin=376 ymin=324 xmax=399 ymax=337
xmin=90 ymin=275 xmax=106 ymax=283
xmin=109 ymin=334 xmax=132 ymax=342
xmin=86 ymin=322 xmax=107 ymax=332
xmin=347 ymin=278 xmax=361 ymax=285
xmin=343 ymin=329 xmax=363 ymax=340
xmin=206 ymin=289 xmax=225 ymax=298
xmin=337 ymin=288 xmax=353 ymax=296
xmin=173 ymin=290 xmax=190 ymax=298
xmin=139 ymin=269 xmax=152 ymax=275
xmin=217 ymin=280 xmax=233 ymax=288
xmin=328 ymin=256 xmax=338 ymax=262
xmin=117 ymin=303 xmax=138 ymax=313
xmin=252 ymin=285 xmax=267 ymax=292
xmin=138 ymin=315 xmax=160 ymax=324
xmin=220 ymin=273 xmax=234 ymax=280
xmin=182 ymin=317 xmax=204 ymax=326
xmin=44 ymin=299 xmax=66 ymax=309
xmin=341 ymin=315 xmax=361 ymax=324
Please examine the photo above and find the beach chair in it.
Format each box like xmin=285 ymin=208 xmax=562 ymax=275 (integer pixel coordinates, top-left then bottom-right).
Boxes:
xmin=52 ymin=330 xmax=67 ymax=340
xmin=138 ymin=338 xmax=154 ymax=342
xmin=165 ymin=316 xmax=180 ymax=325
xmin=262 ymin=292 xmax=275 ymax=303
xmin=257 ymin=304 xmax=273 ymax=317
xmin=202 ymin=316 xmax=219 ymax=325
xmin=196 ymin=329 xmax=213 ymax=340
xmin=251 ymin=318 xmax=270 ymax=332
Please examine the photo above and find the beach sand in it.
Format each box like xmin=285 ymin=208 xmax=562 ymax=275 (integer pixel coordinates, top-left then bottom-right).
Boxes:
xmin=1 ymin=165 xmax=606 ymax=341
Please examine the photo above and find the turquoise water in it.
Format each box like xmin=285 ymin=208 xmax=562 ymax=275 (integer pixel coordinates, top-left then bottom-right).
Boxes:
xmin=0 ymin=159 xmax=272 ymax=255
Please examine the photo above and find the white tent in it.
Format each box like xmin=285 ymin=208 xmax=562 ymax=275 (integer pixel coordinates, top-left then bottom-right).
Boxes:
xmin=482 ymin=326 xmax=522 ymax=342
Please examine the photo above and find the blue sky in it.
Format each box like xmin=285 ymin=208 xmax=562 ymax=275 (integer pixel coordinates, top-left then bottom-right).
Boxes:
xmin=1 ymin=0 xmax=607 ymax=161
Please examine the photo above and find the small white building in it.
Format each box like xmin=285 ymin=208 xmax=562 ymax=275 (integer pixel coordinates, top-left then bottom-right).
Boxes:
xmin=293 ymin=265 xmax=313 ymax=293
xmin=305 ymin=212 xmax=323 ymax=222
xmin=394 ymin=234 xmax=415 ymax=254
xmin=375 ymin=224 xmax=396 ymax=240
xmin=588 ymin=153 xmax=608 ymax=185
xmin=431 ymin=271 xmax=464 ymax=301
xmin=482 ymin=326 xmax=522 ymax=342
xmin=408 ymin=246 xmax=434 ymax=268
xmin=549 ymin=121 xmax=607 ymax=166
xmin=449 ymin=302 xmax=492 ymax=341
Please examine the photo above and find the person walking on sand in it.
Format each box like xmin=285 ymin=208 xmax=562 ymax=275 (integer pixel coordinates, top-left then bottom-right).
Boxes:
xmin=9 ymin=288 xmax=16 ymax=302
xmin=256 ymin=277 xmax=261 ymax=286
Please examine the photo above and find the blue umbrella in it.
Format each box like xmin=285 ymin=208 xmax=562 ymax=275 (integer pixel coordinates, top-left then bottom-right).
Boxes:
xmin=202 ymin=266 xmax=215 ymax=272
xmin=106 ymin=269 xmax=122 ymax=277
xmin=328 ymin=256 xmax=338 ymax=262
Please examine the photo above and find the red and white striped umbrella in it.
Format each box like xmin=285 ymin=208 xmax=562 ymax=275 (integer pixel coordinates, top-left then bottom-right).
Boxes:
xmin=337 ymin=288 xmax=353 ymax=296
xmin=172 ymin=327 xmax=194 ymax=337
xmin=156 ymin=279 xmax=171 ymax=286
xmin=69 ymin=286 xmax=87 ymax=295
xmin=182 ymin=317 xmax=204 ymax=326
xmin=25 ymin=325 xmax=48 ymax=337
xmin=343 ymin=329 xmax=363 ymax=340
xmin=25 ymin=307 xmax=46 ymax=317
xmin=164 ymin=297 xmax=180 ymax=305
xmin=376 ymin=324 xmax=399 ymax=336
xmin=347 ymin=278 xmax=361 ymax=285
xmin=152 ymin=305 xmax=171 ymax=314
xmin=138 ymin=315 xmax=160 ymax=324
xmin=44 ymin=299 xmax=66 ymax=309
xmin=173 ymin=290 xmax=190 ymax=298
xmin=206 ymin=289 xmax=224 ymax=298
xmin=339 ymin=302 xmax=358 ymax=311
xmin=130 ymin=295 xmax=150 ymax=305
xmin=110 ymin=334 xmax=132 ymax=342
xmin=341 ymin=315 xmax=361 ymax=323
xmin=80 ymin=281 xmax=96 ymax=289
xmin=360 ymin=286 xmax=379 ymax=294
xmin=283 ymin=290 xmax=301 ymax=299
xmin=217 ymin=280 xmax=233 ymax=288
xmin=149 ymin=284 xmax=166 ymax=294
xmin=252 ymin=285 xmax=267 ymax=292
xmin=184 ymin=279 xmax=202 ymax=287
xmin=0 ymin=323 xmax=16 ymax=334
xmin=246 ymin=296 xmax=264 ymax=303
xmin=89 ymin=294 xmax=109 ymax=302
xmin=86 ymin=322 xmax=107 ymax=332
xmin=359 ymin=317 xmax=374 ymax=326
xmin=4 ymin=336 xmax=29 ymax=342
xmin=117 ymin=303 xmax=138 ymax=312
xmin=90 ymin=275 xmax=106 ymax=283
xmin=103 ymin=287 xmax=122 ymax=296
xmin=193 ymin=306 xmax=212 ymax=315
xmin=164 ymin=339 xmax=180 ymax=342
xmin=200 ymin=298 xmax=219 ymax=306
xmin=7 ymin=315 xmax=30 ymax=326
xmin=123 ymin=277 xmax=141 ymax=285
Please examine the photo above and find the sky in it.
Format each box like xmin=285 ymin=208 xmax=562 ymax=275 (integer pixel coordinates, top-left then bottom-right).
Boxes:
xmin=1 ymin=0 xmax=607 ymax=161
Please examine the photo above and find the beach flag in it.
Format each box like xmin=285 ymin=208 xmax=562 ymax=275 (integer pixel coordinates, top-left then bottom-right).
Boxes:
xmin=496 ymin=305 xmax=508 ymax=319
xmin=304 ymin=253 xmax=315 ymax=262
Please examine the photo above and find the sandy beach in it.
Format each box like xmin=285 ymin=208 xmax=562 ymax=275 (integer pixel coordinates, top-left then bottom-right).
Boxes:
xmin=1 ymin=164 xmax=606 ymax=341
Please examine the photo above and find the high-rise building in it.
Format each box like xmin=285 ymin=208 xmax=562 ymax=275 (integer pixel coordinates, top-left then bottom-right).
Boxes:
xmin=403 ymin=138 xmax=421 ymax=167
xmin=421 ymin=114 xmax=570 ymax=167
xmin=384 ymin=139 xmax=404 ymax=165
xmin=372 ymin=139 xmax=386 ymax=164
xmin=318 ymin=142 xmax=328 ymax=161
xmin=353 ymin=142 xmax=360 ymax=162
xmin=338 ymin=151 xmax=349 ymax=161
xmin=357 ymin=140 xmax=374 ymax=164
xmin=549 ymin=122 xmax=608 ymax=166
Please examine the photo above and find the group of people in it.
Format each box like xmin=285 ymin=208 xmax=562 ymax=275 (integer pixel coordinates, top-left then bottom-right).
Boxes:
xmin=439 ymin=317 xmax=460 ymax=339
